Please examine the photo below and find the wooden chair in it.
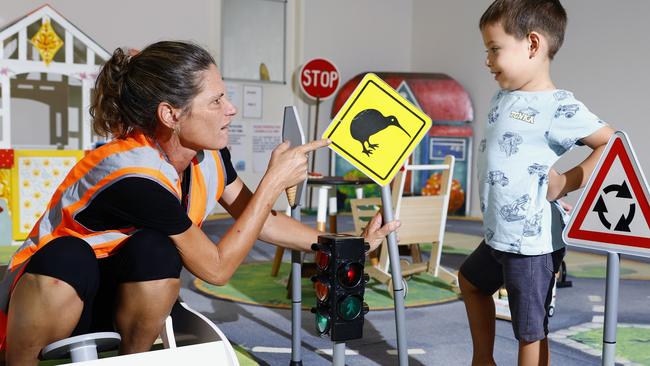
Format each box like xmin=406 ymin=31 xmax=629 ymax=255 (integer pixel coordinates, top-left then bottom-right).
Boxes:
xmin=350 ymin=155 xmax=459 ymax=295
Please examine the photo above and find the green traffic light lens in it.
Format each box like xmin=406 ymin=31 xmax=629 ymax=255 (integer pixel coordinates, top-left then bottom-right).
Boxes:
xmin=315 ymin=281 xmax=329 ymax=302
xmin=337 ymin=262 xmax=363 ymax=288
xmin=315 ymin=251 xmax=330 ymax=270
xmin=338 ymin=296 xmax=362 ymax=321
xmin=315 ymin=312 xmax=330 ymax=334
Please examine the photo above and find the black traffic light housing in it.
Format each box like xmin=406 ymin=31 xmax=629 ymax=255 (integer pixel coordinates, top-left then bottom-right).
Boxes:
xmin=311 ymin=234 xmax=369 ymax=342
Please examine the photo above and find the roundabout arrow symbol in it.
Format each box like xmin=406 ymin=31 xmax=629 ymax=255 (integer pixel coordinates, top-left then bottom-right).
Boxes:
xmin=613 ymin=204 xmax=635 ymax=232
xmin=593 ymin=195 xmax=611 ymax=229
xmin=603 ymin=181 xmax=632 ymax=198
xmin=592 ymin=181 xmax=635 ymax=232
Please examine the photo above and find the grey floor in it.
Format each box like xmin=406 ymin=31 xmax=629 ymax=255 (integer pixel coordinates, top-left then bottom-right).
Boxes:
xmin=178 ymin=215 xmax=649 ymax=365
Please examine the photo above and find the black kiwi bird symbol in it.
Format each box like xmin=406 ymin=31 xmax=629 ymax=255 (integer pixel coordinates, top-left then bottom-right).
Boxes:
xmin=349 ymin=109 xmax=410 ymax=156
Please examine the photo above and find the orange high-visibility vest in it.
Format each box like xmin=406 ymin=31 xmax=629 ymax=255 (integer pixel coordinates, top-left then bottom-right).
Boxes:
xmin=0 ymin=131 xmax=228 ymax=349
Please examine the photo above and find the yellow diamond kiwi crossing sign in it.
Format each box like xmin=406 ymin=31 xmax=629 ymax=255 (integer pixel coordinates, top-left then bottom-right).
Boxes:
xmin=322 ymin=73 xmax=432 ymax=186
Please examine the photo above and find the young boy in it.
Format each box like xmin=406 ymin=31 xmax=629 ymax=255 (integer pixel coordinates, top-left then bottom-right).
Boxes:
xmin=459 ymin=0 xmax=615 ymax=365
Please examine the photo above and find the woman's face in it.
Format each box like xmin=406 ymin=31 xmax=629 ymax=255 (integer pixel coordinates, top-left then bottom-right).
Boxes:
xmin=177 ymin=64 xmax=237 ymax=151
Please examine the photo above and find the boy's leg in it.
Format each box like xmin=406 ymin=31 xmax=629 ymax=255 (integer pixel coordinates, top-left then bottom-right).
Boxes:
xmin=459 ymin=242 xmax=503 ymax=366
xmin=518 ymin=337 xmax=549 ymax=366
xmin=459 ymin=272 xmax=497 ymax=365
xmin=502 ymin=248 xmax=563 ymax=366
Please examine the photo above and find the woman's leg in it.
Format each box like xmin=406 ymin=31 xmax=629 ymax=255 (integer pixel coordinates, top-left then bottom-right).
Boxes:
xmin=107 ymin=229 xmax=182 ymax=354
xmin=5 ymin=237 xmax=99 ymax=365
xmin=6 ymin=274 xmax=83 ymax=365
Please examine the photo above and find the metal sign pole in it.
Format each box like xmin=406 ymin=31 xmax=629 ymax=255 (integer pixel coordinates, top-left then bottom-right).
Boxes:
xmin=308 ymin=97 xmax=321 ymax=210
xmin=290 ymin=206 xmax=303 ymax=366
xmin=381 ymin=184 xmax=409 ymax=366
xmin=290 ymin=210 xmax=303 ymax=365
xmin=332 ymin=342 xmax=345 ymax=366
xmin=602 ymin=251 xmax=620 ymax=366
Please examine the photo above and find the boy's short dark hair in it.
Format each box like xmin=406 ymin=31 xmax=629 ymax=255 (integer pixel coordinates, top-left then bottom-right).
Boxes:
xmin=480 ymin=0 xmax=567 ymax=60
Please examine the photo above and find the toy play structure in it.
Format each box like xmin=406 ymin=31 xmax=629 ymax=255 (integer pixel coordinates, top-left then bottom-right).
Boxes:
xmin=0 ymin=5 xmax=109 ymax=244
xmin=350 ymin=155 xmax=459 ymax=295
xmin=331 ymin=72 xmax=473 ymax=216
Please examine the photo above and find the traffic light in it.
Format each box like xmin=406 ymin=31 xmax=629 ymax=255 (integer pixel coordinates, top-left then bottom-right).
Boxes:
xmin=311 ymin=234 xmax=369 ymax=342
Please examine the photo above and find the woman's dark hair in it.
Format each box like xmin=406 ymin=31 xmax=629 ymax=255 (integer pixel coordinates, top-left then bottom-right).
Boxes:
xmin=480 ymin=0 xmax=567 ymax=60
xmin=91 ymin=41 xmax=216 ymax=138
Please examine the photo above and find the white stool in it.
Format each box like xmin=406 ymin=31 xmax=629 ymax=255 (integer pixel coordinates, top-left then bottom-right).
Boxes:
xmin=41 ymin=332 xmax=121 ymax=362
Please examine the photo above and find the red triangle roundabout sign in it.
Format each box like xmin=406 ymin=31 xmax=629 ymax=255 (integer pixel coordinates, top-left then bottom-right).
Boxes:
xmin=563 ymin=131 xmax=650 ymax=258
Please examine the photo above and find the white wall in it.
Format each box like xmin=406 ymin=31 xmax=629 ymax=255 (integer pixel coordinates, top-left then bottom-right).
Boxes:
xmin=300 ymin=0 xmax=414 ymax=178
xmin=0 ymin=1 xmax=219 ymax=56
xmin=411 ymin=0 xmax=650 ymax=216
xmin=3 ymin=1 xmax=649 ymax=215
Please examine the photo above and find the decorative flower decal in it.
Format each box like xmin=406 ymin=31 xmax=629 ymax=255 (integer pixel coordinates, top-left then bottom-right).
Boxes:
xmin=30 ymin=19 xmax=64 ymax=66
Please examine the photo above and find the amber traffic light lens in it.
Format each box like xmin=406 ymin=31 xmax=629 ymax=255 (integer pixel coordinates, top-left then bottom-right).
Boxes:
xmin=315 ymin=281 xmax=329 ymax=302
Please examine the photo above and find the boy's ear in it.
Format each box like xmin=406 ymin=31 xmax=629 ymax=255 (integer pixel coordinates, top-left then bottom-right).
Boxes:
xmin=527 ymin=31 xmax=542 ymax=58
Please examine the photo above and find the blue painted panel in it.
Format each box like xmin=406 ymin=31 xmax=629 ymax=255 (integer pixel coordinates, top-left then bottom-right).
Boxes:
xmin=0 ymin=199 xmax=11 ymax=245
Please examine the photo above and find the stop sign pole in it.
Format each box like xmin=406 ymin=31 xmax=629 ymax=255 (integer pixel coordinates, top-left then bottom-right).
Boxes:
xmin=298 ymin=58 xmax=340 ymax=364
xmin=299 ymin=58 xmax=340 ymax=178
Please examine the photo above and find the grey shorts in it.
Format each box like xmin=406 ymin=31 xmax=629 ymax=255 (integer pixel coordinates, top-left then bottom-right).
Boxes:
xmin=459 ymin=241 xmax=565 ymax=343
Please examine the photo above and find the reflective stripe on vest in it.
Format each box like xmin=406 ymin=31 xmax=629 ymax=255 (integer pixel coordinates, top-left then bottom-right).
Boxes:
xmin=6 ymin=130 xmax=226 ymax=277
xmin=0 ymin=131 xmax=227 ymax=349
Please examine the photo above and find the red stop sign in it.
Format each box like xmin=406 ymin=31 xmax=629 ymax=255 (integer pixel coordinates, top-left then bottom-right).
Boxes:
xmin=299 ymin=58 xmax=340 ymax=100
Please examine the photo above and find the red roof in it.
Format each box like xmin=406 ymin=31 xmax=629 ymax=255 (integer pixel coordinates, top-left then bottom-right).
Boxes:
xmin=331 ymin=72 xmax=473 ymax=123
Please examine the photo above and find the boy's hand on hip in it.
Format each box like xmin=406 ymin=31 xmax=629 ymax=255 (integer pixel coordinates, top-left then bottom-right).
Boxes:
xmin=546 ymin=169 xmax=566 ymax=201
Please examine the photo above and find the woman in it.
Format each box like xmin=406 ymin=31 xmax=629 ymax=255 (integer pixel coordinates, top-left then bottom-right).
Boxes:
xmin=0 ymin=41 xmax=398 ymax=365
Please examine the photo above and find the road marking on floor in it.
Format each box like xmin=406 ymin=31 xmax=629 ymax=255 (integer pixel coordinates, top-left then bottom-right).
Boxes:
xmin=588 ymin=295 xmax=602 ymax=302
xmin=251 ymin=346 xmax=292 ymax=353
xmin=315 ymin=349 xmax=359 ymax=356
xmin=592 ymin=305 xmax=605 ymax=313
xmin=592 ymin=315 xmax=604 ymax=323
xmin=387 ymin=349 xmax=426 ymax=355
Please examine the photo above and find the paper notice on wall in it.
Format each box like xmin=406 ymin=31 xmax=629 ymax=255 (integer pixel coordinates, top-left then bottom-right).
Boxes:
xmin=253 ymin=123 xmax=281 ymax=173
xmin=226 ymin=83 xmax=242 ymax=112
xmin=243 ymin=85 xmax=262 ymax=119
xmin=227 ymin=122 xmax=249 ymax=172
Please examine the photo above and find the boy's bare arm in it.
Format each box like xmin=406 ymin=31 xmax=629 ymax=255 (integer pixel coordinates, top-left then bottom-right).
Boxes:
xmin=547 ymin=126 xmax=616 ymax=201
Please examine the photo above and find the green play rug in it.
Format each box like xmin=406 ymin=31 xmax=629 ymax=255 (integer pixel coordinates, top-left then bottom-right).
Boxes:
xmin=194 ymin=261 xmax=459 ymax=310
xmin=569 ymin=326 xmax=650 ymax=365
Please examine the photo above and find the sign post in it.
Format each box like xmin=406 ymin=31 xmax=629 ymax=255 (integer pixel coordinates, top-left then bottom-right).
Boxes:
xmin=563 ymin=131 xmax=650 ymax=365
xmin=282 ymin=106 xmax=307 ymax=366
xmin=299 ymin=58 xmax=340 ymax=203
xmin=322 ymin=73 xmax=432 ymax=366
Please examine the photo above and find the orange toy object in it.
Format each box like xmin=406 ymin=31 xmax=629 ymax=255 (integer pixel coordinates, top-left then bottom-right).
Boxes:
xmin=422 ymin=172 xmax=465 ymax=214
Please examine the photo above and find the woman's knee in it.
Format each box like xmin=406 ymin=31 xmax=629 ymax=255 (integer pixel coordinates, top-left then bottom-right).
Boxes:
xmin=116 ymin=229 xmax=182 ymax=282
xmin=24 ymin=236 xmax=99 ymax=303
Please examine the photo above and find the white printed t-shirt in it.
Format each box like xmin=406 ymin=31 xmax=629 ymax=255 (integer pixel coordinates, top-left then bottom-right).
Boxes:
xmin=477 ymin=89 xmax=606 ymax=255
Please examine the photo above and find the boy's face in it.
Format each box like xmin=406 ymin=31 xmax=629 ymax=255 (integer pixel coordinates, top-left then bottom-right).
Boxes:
xmin=481 ymin=22 xmax=537 ymax=91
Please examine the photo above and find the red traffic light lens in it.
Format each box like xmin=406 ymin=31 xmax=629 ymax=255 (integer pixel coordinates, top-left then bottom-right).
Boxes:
xmin=337 ymin=262 xmax=363 ymax=288
xmin=315 ymin=251 xmax=330 ymax=270
xmin=315 ymin=281 xmax=330 ymax=302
